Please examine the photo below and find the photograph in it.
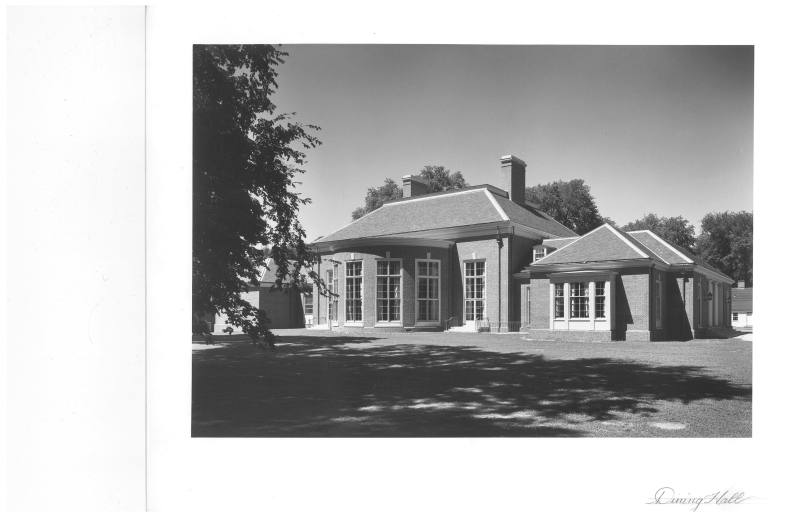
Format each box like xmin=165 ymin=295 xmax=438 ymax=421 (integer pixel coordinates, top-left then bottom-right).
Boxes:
xmin=191 ymin=44 xmax=753 ymax=438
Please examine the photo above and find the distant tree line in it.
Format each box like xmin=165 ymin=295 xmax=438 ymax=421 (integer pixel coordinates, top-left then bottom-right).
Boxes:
xmin=353 ymin=172 xmax=752 ymax=285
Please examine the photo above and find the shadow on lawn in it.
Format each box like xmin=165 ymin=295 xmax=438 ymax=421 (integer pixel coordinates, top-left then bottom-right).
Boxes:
xmin=191 ymin=334 xmax=751 ymax=437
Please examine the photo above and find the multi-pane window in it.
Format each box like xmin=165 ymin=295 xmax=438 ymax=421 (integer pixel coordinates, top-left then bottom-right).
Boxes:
xmin=732 ymin=313 xmax=738 ymax=321
xmin=464 ymin=261 xmax=485 ymax=321
xmin=570 ymin=282 xmax=589 ymax=319
xmin=376 ymin=260 xmax=401 ymax=322
xmin=533 ymin=248 xmax=546 ymax=262
xmin=417 ymin=260 xmax=440 ymax=322
xmin=595 ymin=282 xmax=606 ymax=318
xmin=345 ymin=261 xmax=363 ymax=322
xmin=303 ymin=293 xmax=314 ymax=315
xmin=654 ymin=275 xmax=662 ymax=328
xmin=554 ymin=283 xmax=565 ymax=318
xmin=327 ymin=267 xmax=339 ymax=323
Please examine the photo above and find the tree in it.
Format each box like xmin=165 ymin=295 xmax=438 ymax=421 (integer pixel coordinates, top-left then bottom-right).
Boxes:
xmin=621 ymin=213 xmax=697 ymax=251
xmin=351 ymin=178 xmax=402 ymax=220
xmin=193 ymin=44 xmax=323 ymax=347
xmin=695 ymin=211 xmax=753 ymax=286
xmin=525 ymin=179 xmax=604 ymax=234
xmin=417 ymin=165 xmax=467 ymax=193
xmin=351 ymin=165 xmax=467 ymax=220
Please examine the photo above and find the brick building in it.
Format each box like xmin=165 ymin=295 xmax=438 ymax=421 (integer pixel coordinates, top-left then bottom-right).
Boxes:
xmin=308 ymin=155 xmax=733 ymax=340
xmin=210 ymin=257 xmax=310 ymax=333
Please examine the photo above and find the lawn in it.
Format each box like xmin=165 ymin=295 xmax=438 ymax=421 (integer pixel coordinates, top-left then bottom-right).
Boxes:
xmin=192 ymin=329 xmax=751 ymax=437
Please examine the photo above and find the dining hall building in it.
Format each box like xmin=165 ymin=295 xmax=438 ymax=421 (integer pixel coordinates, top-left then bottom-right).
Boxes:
xmin=308 ymin=155 xmax=733 ymax=341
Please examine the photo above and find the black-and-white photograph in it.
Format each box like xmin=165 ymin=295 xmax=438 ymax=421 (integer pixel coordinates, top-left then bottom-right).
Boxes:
xmin=191 ymin=45 xmax=753 ymax=438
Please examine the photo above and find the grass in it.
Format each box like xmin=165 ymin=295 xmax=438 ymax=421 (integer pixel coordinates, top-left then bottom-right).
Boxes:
xmin=192 ymin=329 xmax=751 ymax=437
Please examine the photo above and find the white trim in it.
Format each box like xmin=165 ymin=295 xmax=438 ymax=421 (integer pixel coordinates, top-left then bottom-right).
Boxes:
xmin=604 ymin=224 xmax=649 ymax=258
xmin=375 ymin=258 xmax=403 ymax=325
xmin=484 ymin=189 xmax=509 ymax=221
xmin=628 ymin=229 xmax=694 ymax=263
xmin=415 ymin=258 xmax=441 ymax=326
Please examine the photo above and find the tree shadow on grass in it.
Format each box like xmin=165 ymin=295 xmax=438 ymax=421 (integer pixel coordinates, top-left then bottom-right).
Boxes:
xmin=192 ymin=335 xmax=751 ymax=437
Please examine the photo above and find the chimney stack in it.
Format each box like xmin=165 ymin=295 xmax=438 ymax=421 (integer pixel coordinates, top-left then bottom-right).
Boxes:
xmin=401 ymin=174 xmax=428 ymax=198
xmin=500 ymin=155 xmax=526 ymax=205
xmin=736 ymin=280 xmax=746 ymax=288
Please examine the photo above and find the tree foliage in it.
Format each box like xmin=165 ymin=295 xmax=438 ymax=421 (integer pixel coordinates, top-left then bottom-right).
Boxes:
xmin=695 ymin=211 xmax=753 ymax=286
xmin=417 ymin=165 xmax=467 ymax=193
xmin=351 ymin=178 xmax=403 ymax=220
xmin=525 ymin=179 xmax=604 ymax=234
xmin=351 ymin=165 xmax=467 ymax=220
xmin=193 ymin=44 xmax=323 ymax=347
xmin=621 ymin=213 xmax=697 ymax=251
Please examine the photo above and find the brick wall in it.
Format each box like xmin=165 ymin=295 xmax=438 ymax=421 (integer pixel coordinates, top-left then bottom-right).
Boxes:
xmin=454 ymin=238 xmax=506 ymax=331
xmin=615 ymin=270 xmax=650 ymax=338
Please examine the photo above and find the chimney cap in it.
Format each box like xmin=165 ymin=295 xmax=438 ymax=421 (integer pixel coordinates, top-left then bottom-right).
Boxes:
xmin=500 ymin=155 xmax=527 ymax=167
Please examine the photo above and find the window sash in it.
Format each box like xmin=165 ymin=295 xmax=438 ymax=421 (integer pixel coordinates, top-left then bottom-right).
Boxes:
xmin=554 ymin=284 xmax=565 ymax=319
xmin=345 ymin=261 xmax=363 ymax=322
xmin=464 ymin=260 xmax=485 ymax=321
xmin=376 ymin=260 xmax=401 ymax=323
xmin=416 ymin=260 xmax=440 ymax=322
xmin=595 ymin=283 xmax=606 ymax=319
xmin=570 ymin=282 xmax=589 ymax=319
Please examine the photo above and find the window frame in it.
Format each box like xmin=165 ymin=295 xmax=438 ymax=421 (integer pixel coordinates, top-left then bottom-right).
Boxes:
xmin=569 ymin=282 xmax=590 ymax=320
xmin=375 ymin=258 xmax=402 ymax=325
xmin=654 ymin=274 xmax=663 ymax=329
xmin=594 ymin=281 xmax=606 ymax=320
xmin=553 ymin=283 xmax=565 ymax=320
xmin=344 ymin=260 xmax=364 ymax=324
xmin=415 ymin=258 xmax=441 ymax=326
xmin=463 ymin=259 xmax=486 ymax=322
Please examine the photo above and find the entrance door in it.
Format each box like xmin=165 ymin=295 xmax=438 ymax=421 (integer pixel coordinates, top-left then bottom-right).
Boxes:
xmin=464 ymin=260 xmax=486 ymax=327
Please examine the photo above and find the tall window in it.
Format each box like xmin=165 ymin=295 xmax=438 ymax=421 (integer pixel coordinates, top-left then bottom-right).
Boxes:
xmin=554 ymin=283 xmax=565 ymax=318
xmin=570 ymin=282 xmax=589 ymax=319
xmin=327 ymin=267 xmax=338 ymax=323
xmin=417 ymin=260 xmax=440 ymax=322
xmin=464 ymin=261 xmax=485 ymax=321
xmin=376 ymin=260 xmax=401 ymax=322
xmin=732 ymin=312 xmax=738 ymax=322
xmin=303 ymin=293 xmax=314 ymax=315
xmin=533 ymin=248 xmax=547 ymax=262
xmin=654 ymin=275 xmax=662 ymax=329
xmin=595 ymin=282 xmax=606 ymax=319
xmin=345 ymin=261 xmax=363 ymax=322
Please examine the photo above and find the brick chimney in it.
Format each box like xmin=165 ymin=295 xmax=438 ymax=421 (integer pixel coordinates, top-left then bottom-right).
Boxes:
xmin=402 ymin=174 xmax=428 ymax=198
xmin=500 ymin=155 xmax=526 ymax=204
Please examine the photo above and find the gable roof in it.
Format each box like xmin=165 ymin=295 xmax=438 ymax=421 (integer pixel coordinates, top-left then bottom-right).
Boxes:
xmin=731 ymin=287 xmax=753 ymax=312
xmin=315 ymin=186 xmax=577 ymax=243
xmin=534 ymin=223 xmax=652 ymax=265
xmin=626 ymin=230 xmax=694 ymax=263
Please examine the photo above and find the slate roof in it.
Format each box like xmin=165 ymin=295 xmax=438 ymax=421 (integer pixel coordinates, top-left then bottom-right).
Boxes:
xmin=315 ymin=186 xmax=577 ymax=243
xmin=731 ymin=287 xmax=753 ymax=312
xmin=534 ymin=224 xmax=653 ymax=265
xmin=626 ymin=230 xmax=694 ymax=263
xmin=527 ymin=224 xmax=733 ymax=282
xmin=542 ymin=236 xmax=579 ymax=250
